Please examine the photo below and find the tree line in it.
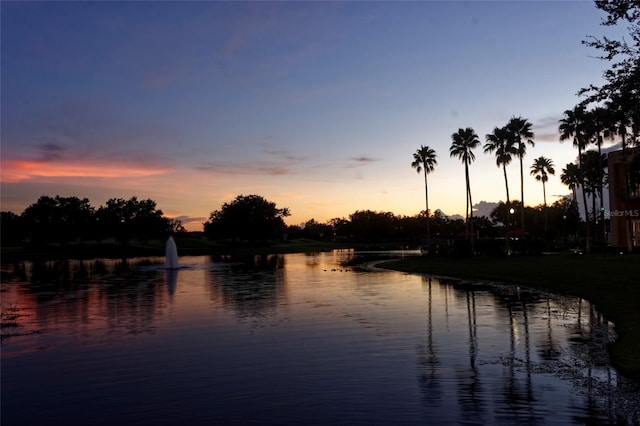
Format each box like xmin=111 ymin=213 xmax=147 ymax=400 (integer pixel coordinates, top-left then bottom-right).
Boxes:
xmin=411 ymin=1 xmax=640 ymax=254
xmin=3 ymin=192 xmax=580 ymax=252
xmin=1 ymin=195 xmax=185 ymax=246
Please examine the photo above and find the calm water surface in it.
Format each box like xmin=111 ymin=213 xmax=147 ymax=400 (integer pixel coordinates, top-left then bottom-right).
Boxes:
xmin=2 ymin=251 xmax=639 ymax=425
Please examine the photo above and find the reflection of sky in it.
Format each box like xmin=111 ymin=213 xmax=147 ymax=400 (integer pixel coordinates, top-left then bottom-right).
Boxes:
xmin=2 ymin=253 xmax=634 ymax=424
xmin=0 ymin=2 xmax=629 ymax=230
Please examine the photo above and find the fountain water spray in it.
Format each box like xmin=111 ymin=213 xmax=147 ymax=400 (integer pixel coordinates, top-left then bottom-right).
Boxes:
xmin=165 ymin=235 xmax=179 ymax=269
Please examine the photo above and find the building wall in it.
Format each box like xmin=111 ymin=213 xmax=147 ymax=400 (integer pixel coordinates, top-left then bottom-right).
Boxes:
xmin=607 ymin=147 xmax=640 ymax=248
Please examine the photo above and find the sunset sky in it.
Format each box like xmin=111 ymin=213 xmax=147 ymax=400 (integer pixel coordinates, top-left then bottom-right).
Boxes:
xmin=1 ymin=1 xmax=627 ymax=231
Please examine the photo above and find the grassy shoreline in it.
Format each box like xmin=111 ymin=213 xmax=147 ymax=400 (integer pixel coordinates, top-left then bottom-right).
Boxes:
xmin=378 ymin=253 xmax=640 ymax=381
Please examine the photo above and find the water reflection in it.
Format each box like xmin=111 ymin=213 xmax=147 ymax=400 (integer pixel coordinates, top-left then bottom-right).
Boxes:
xmin=1 ymin=253 xmax=639 ymax=425
xmin=205 ymin=254 xmax=287 ymax=320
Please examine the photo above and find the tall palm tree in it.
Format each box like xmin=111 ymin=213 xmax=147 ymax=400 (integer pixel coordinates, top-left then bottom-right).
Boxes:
xmin=581 ymin=150 xmax=607 ymax=236
xmin=484 ymin=126 xmax=517 ymax=214
xmin=559 ymin=106 xmax=592 ymax=253
xmin=530 ymin=156 xmax=555 ymax=208
xmin=560 ymin=162 xmax=581 ymax=204
xmin=561 ymin=162 xmax=582 ymax=247
xmin=587 ymin=107 xmax=611 ymax=242
xmin=530 ymin=156 xmax=555 ymax=231
xmin=450 ymin=127 xmax=480 ymax=251
xmin=506 ymin=116 xmax=535 ymax=232
xmin=484 ymin=126 xmax=516 ymax=252
xmin=411 ymin=145 xmax=438 ymax=240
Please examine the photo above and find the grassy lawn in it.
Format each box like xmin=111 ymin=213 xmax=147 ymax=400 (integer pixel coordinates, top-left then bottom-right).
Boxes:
xmin=379 ymin=253 xmax=640 ymax=381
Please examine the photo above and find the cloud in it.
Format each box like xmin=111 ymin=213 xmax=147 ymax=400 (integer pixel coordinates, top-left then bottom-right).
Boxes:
xmin=534 ymin=114 xmax=562 ymax=143
xmin=172 ymin=215 xmax=208 ymax=227
xmin=261 ymin=146 xmax=308 ymax=162
xmin=195 ymin=160 xmax=293 ymax=176
xmin=346 ymin=156 xmax=379 ymax=168
xmin=36 ymin=143 xmax=66 ymax=161
xmin=0 ymin=158 xmax=172 ymax=183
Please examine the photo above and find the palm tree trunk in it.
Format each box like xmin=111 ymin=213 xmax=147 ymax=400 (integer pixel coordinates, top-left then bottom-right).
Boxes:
xmin=466 ymin=163 xmax=474 ymax=254
xmin=464 ymin=163 xmax=470 ymax=236
xmin=520 ymin=156 xmax=525 ymax=233
xmin=578 ymin=147 xmax=591 ymax=254
xmin=543 ymin=181 xmax=547 ymax=232
xmin=591 ymin=188 xmax=597 ymax=246
xmin=572 ymin=187 xmax=579 ymax=247
xmin=503 ymin=163 xmax=510 ymax=254
xmin=424 ymin=169 xmax=430 ymax=241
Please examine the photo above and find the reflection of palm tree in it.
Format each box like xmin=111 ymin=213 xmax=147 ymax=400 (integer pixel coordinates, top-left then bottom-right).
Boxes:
xmin=530 ymin=156 xmax=555 ymax=231
xmin=411 ymin=145 xmax=438 ymax=240
xmin=458 ymin=290 xmax=483 ymax=422
xmin=450 ymin=128 xmax=480 ymax=252
xmin=521 ymin=302 xmax=534 ymax=406
xmin=506 ymin=117 xmax=535 ymax=233
xmin=539 ymin=298 xmax=561 ymax=361
xmin=417 ymin=277 xmax=440 ymax=408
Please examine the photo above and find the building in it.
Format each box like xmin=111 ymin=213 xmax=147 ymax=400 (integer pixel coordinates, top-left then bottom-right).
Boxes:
xmin=607 ymin=146 xmax=640 ymax=249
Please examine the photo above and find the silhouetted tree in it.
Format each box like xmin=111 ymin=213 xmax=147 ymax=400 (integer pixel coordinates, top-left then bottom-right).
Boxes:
xmin=450 ymin=127 xmax=481 ymax=252
xmin=204 ymin=194 xmax=290 ymax=242
xmin=347 ymin=210 xmax=397 ymax=242
xmin=561 ymin=163 xmax=582 ymax=205
xmin=506 ymin=116 xmax=535 ymax=232
xmin=485 ymin=125 xmax=517 ymax=252
xmin=300 ymin=219 xmax=333 ymax=240
xmin=411 ymin=145 xmax=438 ymax=240
xmin=0 ymin=211 xmax=25 ymax=245
xmin=581 ymin=150 xmax=608 ymax=243
xmin=580 ymin=0 xmax=640 ymax=145
xmin=21 ymin=196 xmax=95 ymax=244
xmin=530 ymin=156 xmax=556 ymax=231
xmin=95 ymin=197 xmax=170 ymax=243
xmin=559 ymin=106 xmax=592 ymax=253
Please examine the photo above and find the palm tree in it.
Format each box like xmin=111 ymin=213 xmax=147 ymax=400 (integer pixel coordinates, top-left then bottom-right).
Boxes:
xmin=560 ymin=163 xmax=581 ymax=204
xmin=530 ymin=156 xmax=555 ymax=231
xmin=587 ymin=107 xmax=611 ymax=242
xmin=450 ymin=127 xmax=481 ymax=252
xmin=506 ymin=116 xmax=535 ymax=232
xmin=485 ymin=126 xmax=516 ymax=252
xmin=484 ymin=126 xmax=516 ymax=215
xmin=581 ymin=150 xmax=607 ymax=236
xmin=561 ymin=162 xmax=582 ymax=247
xmin=559 ymin=106 xmax=592 ymax=253
xmin=411 ymin=145 xmax=438 ymax=240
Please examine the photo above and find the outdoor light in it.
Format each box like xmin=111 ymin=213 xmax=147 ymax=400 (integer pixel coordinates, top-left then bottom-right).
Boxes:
xmin=509 ymin=208 xmax=514 ymax=214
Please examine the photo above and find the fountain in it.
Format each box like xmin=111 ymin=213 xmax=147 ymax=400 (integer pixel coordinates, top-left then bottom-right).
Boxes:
xmin=165 ymin=235 xmax=179 ymax=269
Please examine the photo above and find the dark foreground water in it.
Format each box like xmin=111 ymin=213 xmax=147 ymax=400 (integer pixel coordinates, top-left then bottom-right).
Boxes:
xmin=2 ymin=251 xmax=639 ymax=425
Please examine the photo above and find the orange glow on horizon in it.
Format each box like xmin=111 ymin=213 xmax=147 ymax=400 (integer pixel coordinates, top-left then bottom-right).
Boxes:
xmin=0 ymin=159 xmax=172 ymax=183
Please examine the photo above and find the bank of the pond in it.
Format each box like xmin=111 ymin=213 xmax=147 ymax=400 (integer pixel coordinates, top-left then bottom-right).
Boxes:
xmin=379 ymin=253 xmax=640 ymax=382
xmin=0 ymin=238 xmax=413 ymax=261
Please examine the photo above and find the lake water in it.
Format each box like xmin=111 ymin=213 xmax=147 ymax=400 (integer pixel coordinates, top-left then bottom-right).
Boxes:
xmin=2 ymin=251 xmax=639 ymax=425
